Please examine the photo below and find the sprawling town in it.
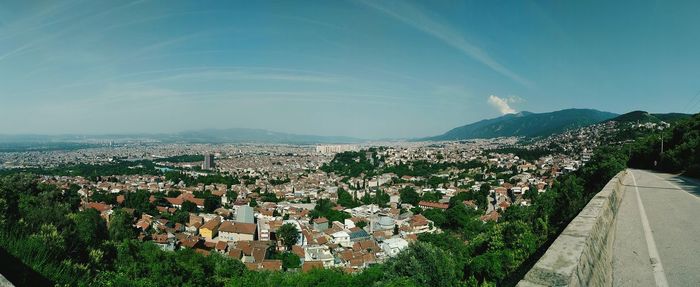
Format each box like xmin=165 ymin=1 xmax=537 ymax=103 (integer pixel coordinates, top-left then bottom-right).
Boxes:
xmin=0 ymin=120 xmax=656 ymax=275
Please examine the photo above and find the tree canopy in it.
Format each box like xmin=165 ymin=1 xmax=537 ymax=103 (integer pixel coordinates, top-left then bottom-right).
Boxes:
xmin=277 ymin=223 xmax=299 ymax=251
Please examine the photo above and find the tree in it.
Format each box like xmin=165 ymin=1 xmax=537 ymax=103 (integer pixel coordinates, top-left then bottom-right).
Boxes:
xmin=277 ymin=252 xmax=301 ymax=270
xmin=410 ymin=206 xmax=423 ymax=215
xmin=421 ymin=191 xmax=441 ymax=202
xmin=70 ymin=208 xmax=108 ymax=249
xmin=172 ymin=210 xmax=190 ymax=224
xmin=63 ymin=184 xmax=82 ymax=211
xmin=383 ymin=241 xmax=459 ymax=287
xmin=422 ymin=209 xmax=447 ymax=228
xmin=0 ymin=174 xmax=31 ymax=229
xmin=446 ymin=202 xmax=477 ymax=230
xmin=375 ymin=189 xmax=390 ymax=207
xmin=337 ymin=188 xmax=357 ymax=208
xmin=277 ymin=223 xmax=299 ymax=250
xmin=311 ymin=198 xmax=351 ymax=224
xmin=181 ymin=200 xmax=198 ymax=213
xmin=109 ymin=209 xmax=136 ymax=241
xmin=356 ymin=220 xmax=368 ymax=229
xmin=226 ymin=190 xmax=238 ymax=201
xmin=166 ymin=190 xmax=182 ymax=198
xmin=204 ymin=195 xmax=220 ymax=213
xmin=124 ymin=189 xmax=153 ymax=213
xmin=260 ymin=192 xmax=280 ymax=203
xmin=249 ymin=198 xmax=258 ymax=207
xmin=399 ymin=187 xmax=420 ymax=205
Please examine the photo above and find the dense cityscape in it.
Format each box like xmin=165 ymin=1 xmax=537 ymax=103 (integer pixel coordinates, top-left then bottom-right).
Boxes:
xmin=0 ymin=120 xmax=655 ymax=273
xmin=2 ymin=1 xmax=700 ymax=286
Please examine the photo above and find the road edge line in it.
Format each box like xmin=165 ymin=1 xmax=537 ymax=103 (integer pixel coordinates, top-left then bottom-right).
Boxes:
xmin=631 ymin=171 xmax=669 ymax=287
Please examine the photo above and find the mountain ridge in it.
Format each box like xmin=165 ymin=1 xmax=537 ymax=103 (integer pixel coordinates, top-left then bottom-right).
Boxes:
xmin=0 ymin=128 xmax=364 ymax=144
xmin=423 ymin=108 xmax=619 ymax=141
xmin=606 ymin=111 xmax=692 ymax=123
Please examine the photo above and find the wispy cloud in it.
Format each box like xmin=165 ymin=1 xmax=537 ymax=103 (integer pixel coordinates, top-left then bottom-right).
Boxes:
xmin=0 ymin=0 xmax=149 ymax=63
xmin=487 ymin=95 xmax=518 ymax=114
xmin=358 ymin=0 xmax=532 ymax=87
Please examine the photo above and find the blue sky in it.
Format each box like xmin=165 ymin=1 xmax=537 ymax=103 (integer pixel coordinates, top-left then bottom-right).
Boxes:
xmin=1 ymin=0 xmax=699 ymax=138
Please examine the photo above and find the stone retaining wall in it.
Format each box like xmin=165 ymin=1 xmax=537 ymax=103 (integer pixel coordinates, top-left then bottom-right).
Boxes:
xmin=518 ymin=170 xmax=628 ymax=287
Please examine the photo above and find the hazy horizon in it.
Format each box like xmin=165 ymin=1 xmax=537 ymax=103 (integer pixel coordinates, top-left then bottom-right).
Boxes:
xmin=2 ymin=0 xmax=700 ymax=138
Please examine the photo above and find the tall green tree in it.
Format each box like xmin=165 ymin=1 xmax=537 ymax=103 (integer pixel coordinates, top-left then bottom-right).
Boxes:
xmin=204 ymin=195 xmax=220 ymax=213
xmin=336 ymin=188 xmax=357 ymax=208
xmin=383 ymin=241 xmax=459 ymax=287
xmin=70 ymin=208 xmax=108 ymax=249
xmin=109 ymin=210 xmax=136 ymax=242
xmin=277 ymin=223 xmax=299 ymax=250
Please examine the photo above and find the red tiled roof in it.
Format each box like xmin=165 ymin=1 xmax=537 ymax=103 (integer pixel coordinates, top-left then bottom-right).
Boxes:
xmin=480 ymin=211 xmax=500 ymax=222
xmin=232 ymin=222 xmax=257 ymax=235
xmin=418 ymin=201 xmax=449 ymax=210
xmin=313 ymin=217 xmax=328 ymax=224
xmin=292 ymin=245 xmax=305 ymax=258
xmin=261 ymin=260 xmax=283 ymax=271
xmin=302 ymin=261 xmax=324 ymax=272
xmin=215 ymin=241 xmax=228 ymax=251
xmin=87 ymin=202 xmax=112 ymax=212
xmin=200 ymin=217 xmax=221 ymax=231
xmin=228 ymin=248 xmax=242 ymax=259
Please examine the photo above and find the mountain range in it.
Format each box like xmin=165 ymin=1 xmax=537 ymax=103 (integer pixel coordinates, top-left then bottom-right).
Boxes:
xmin=605 ymin=111 xmax=691 ymax=124
xmin=425 ymin=109 xmax=618 ymax=141
xmin=164 ymin=128 xmax=362 ymax=144
xmin=0 ymin=128 xmax=363 ymax=145
xmin=424 ymin=109 xmax=693 ymax=141
xmin=0 ymin=109 xmax=692 ymax=145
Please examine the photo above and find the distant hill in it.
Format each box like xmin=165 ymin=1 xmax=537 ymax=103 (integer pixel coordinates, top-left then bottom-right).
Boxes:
xmin=424 ymin=108 xmax=618 ymax=141
xmin=166 ymin=128 xmax=362 ymax=144
xmin=607 ymin=111 xmax=692 ymax=124
xmin=0 ymin=129 xmax=363 ymax=145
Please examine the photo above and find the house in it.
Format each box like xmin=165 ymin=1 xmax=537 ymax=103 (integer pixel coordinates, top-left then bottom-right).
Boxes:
xmin=292 ymin=245 xmax=305 ymax=259
xmin=215 ymin=240 xmax=228 ymax=253
xmin=200 ymin=217 xmax=221 ymax=240
xmin=330 ymin=231 xmax=351 ymax=247
xmin=178 ymin=235 xmax=201 ymax=249
xmin=352 ymin=240 xmax=380 ymax=254
xmin=380 ymin=238 xmax=408 ymax=257
xmin=219 ymin=221 xmax=257 ymax=242
xmin=463 ymin=200 xmax=478 ymax=210
xmin=236 ymin=205 xmax=255 ymax=223
xmin=302 ymin=261 xmax=325 ymax=272
xmin=86 ymin=202 xmax=113 ymax=220
xmin=228 ymin=248 xmax=243 ymax=260
xmin=246 ymin=260 xmax=283 ymax=271
xmin=418 ymin=201 xmax=449 ymax=210
xmin=166 ymin=193 xmax=205 ymax=209
xmin=480 ymin=211 xmax=500 ymax=222
xmin=152 ymin=233 xmax=176 ymax=251
xmin=237 ymin=240 xmax=272 ymax=263
xmin=348 ymin=227 xmax=370 ymax=242
xmin=312 ymin=217 xmax=329 ymax=231
xmin=304 ymin=245 xmax=334 ymax=268
xmin=497 ymin=201 xmax=511 ymax=211
xmin=407 ymin=214 xmax=433 ymax=234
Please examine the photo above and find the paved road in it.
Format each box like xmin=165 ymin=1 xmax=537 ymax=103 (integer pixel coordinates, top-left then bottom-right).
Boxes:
xmin=613 ymin=169 xmax=700 ymax=287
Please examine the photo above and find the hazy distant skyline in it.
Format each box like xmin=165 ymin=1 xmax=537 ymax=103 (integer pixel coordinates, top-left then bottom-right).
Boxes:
xmin=1 ymin=0 xmax=699 ymax=138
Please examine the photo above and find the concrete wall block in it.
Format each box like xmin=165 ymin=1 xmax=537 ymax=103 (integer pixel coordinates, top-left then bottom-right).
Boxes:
xmin=519 ymin=171 xmax=628 ymax=286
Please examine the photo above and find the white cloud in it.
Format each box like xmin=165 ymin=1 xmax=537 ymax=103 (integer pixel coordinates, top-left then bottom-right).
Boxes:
xmin=488 ymin=95 xmax=517 ymax=114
